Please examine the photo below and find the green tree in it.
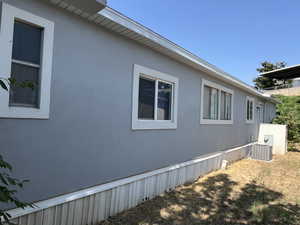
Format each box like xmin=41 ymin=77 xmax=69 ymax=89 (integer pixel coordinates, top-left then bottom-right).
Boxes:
xmin=253 ymin=61 xmax=291 ymax=90
xmin=0 ymin=78 xmax=33 ymax=225
xmin=272 ymin=95 xmax=300 ymax=143
xmin=256 ymin=61 xmax=286 ymax=74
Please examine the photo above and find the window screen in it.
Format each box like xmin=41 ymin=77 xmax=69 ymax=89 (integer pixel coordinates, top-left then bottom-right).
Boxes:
xmin=9 ymin=21 xmax=42 ymax=108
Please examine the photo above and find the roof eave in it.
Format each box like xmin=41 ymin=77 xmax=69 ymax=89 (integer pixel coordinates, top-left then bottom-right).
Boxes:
xmin=98 ymin=8 xmax=271 ymax=100
xmin=47 ymin=1 xmax=275 ymax=103
xmin=47 ymin=0 xmax=106 ymax=14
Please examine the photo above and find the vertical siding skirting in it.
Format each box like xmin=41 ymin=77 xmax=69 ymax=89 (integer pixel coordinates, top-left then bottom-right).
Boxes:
xmin=6 ymin=143 xmax=255 ymax=225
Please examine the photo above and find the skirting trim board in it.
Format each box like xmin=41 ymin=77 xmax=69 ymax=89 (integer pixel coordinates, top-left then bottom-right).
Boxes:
xmin=6 ymin=142 xmax=255 ymax=225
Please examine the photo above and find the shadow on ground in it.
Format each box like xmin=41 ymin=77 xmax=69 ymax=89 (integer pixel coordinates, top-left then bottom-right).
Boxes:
xmin=100 ymin=173 xmax=300 ymax=225
xmin=288 ymin=143 xmax=300 ymax=153
xmin=288 ymin=146 xmax=300 ymax=153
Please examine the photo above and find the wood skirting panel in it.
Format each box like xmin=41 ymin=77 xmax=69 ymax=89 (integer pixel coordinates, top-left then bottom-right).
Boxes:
xmin=8 ymin=143 xmax=254 ymax=225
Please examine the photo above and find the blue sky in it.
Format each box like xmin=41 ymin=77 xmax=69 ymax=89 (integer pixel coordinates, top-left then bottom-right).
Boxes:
xmin=108 ymin=0 xmax=300 ymax=85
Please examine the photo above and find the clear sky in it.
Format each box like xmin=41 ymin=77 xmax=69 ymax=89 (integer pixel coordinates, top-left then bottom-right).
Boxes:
xmin=108 ymin=0 xmax=300 ymax=85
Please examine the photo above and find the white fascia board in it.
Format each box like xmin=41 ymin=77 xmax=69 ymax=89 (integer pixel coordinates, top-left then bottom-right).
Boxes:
xmin=98 ymin=8 xmax=274 ymax=102
xmin=47 ymin=2 xmax=276 ymax=103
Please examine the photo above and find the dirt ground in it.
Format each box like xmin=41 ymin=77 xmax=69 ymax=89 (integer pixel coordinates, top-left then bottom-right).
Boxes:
xmin=100 ymin=147 xmax=300 ymax=225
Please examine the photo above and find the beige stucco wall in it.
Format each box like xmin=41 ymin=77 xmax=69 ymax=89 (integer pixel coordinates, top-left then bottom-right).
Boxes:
xmin=258 ymin=124 xmax=287 ymax=155
xmin=264 ymin=87 xmax=300 ymax=96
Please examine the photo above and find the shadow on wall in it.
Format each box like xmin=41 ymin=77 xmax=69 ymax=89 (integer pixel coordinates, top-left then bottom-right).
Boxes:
xmin=100 ymin=174 xmax=300 ymax=225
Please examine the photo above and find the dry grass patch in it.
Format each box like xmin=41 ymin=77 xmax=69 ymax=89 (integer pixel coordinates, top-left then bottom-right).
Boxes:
xmin=100 ymin=150 xmax=300 ymax=225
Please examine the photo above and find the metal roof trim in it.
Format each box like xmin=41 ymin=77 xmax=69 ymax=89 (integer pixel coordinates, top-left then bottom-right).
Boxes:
xmin=46 ymin=1 xmax=277 ymax=103
xmin=98 ymin=7 xmax=275 ymax=101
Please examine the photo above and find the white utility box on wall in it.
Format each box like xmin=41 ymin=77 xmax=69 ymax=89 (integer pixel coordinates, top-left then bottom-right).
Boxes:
xmin=258 ymin=124 xmax=288 ymax=155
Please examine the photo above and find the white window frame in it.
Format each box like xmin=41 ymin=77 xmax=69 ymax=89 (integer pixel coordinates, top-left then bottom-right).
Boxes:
xmin=132 ymin=64 xmax=179 ymax=130
xmin=246 ymin=96 xmax=255 ymax=123
xmin=0 ymin=3 xmax=54 ymax=119
xmin=200 ymin=79 xmax=234 ymax=125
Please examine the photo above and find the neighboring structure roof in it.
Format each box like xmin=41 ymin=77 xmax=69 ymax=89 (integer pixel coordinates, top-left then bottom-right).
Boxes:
xmin=46 ymin=0 xmax=277 ymax=103
xmin=260 ymin=64 xmax=300 ymax=80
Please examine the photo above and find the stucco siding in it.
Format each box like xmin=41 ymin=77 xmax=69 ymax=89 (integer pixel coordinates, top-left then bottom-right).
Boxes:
xmin=0 ymin=0 xmax=271 ymax=207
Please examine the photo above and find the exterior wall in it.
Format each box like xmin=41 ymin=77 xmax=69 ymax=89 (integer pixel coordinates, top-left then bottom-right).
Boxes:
xmin=0 ymin=0 xmax=271 ymax=207
xmin=264 ymin=102 xmax=276 ymax=123
xmin=293 ymin=78 xmax=300 ymax=87
xmin=8 ymin=143 xmax=254 ymax=224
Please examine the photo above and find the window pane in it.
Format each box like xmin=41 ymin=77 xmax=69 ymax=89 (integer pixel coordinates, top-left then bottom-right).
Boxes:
xmin=247 ymin=100 xmax=254 ymax=121
xmin=221 ymin=91 xmax=226 ymax=120
xmin=138 ymin=77 xmax=155 ymax=120
xmin=226 ymin=94 xmax=232 ymax=120
xmin=247 ymin=100 xmax=250 ymax=120
xmin=157 ymin=81 xmax=172 ymax=120
xmin=211 ymin=88 xmax=219 ymax=120
xmin=12 ymin=21 xmax=42 ymax=64
xmin=203 ymin=85 xmax=219 ymax=120
xmin=221 ymin=91 xmax=232 ymax=120
xmin=9 ymin=63 xmax=39 ymax=108
xmin=250 ymin=101 xmax=253 ymax=120
xmin=203 ymin=86 xmax=211 ymax=119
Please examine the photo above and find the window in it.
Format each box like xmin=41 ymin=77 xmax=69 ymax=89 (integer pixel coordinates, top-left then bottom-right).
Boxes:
xmin=157 ymin=81 xmax=172 ymax=120
xmin=132 ymin=64 xmax=178 ymax=130
xmin=203 ymin=85 xmax=219 ymax=120
xmin=10 ymin=21 xmax=43 ymax=108
xmin=0 ymin=3 xmax=54 ymax=119
xmin=138 ymin=77 xmax=156 ymax=120
xmin=138 ymin=77 xmax=173 ymax=121
xmin=246 ymin=97 xmax=255 ymax=123
xmin=200 ymin=79 xmax=234 ymax=124
xmin=220 ymin=91 xmax=232 ymax=120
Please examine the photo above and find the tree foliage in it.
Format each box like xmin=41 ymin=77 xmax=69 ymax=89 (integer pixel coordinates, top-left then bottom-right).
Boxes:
xmin=256 ymin=61 xmax=287 ymax=74
xmin=0 ymin=156 xmax=33 ymax=225
xmin=253 ymin=61 xmax=292 ymax=90
xmin=0 ymin=78 xmax=34 ymax=225
xmin=272 ymin=95 xmax=300 ymax=143
xmin=0 ymin=78 xmax=34 ymax=92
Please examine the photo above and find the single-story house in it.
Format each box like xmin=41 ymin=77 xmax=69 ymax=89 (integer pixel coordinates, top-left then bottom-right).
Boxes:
xmin=0 ymin=0 xmax=278 ymax=224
